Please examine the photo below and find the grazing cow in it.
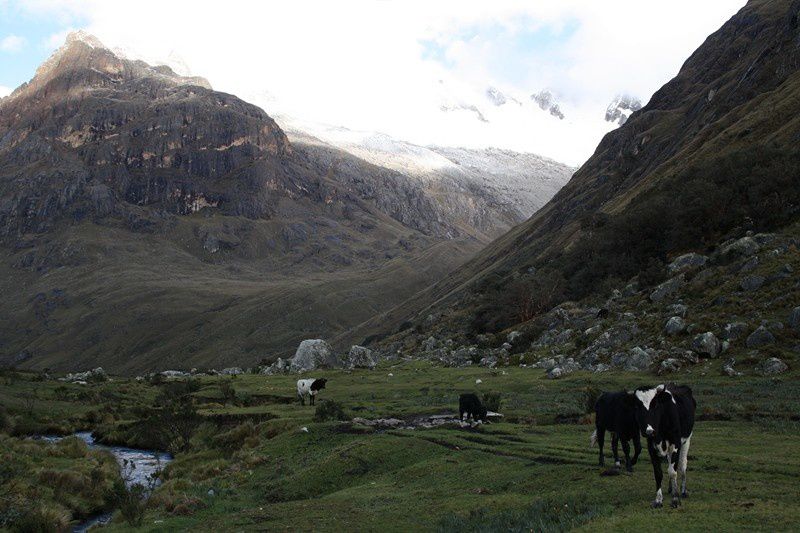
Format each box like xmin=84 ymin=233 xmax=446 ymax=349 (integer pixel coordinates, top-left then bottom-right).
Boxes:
xmin=629 ymin=384 xmax=696 ymax=508
xmin=591 ymin=391 xmax=641 ymax=472
xmin=459 ymin=393 xmax=487 ymax=422
xmin=297 ymin=378 xmax=327 ymax=406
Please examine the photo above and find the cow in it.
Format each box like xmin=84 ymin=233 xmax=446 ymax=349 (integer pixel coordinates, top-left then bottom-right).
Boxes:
xmin=459 ymin=393 xmax=487 ymax=422
xmin=297 ymin=378 xmax=327 ymax=406
xmin=629 ymin=384 xmax=696 ymax=508
xmin=591 ymin=391 xmax=641 ymax=473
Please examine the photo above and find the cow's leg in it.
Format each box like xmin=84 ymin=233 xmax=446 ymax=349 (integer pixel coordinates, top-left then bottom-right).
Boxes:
xmin=299 ymin=393 xmax=305 ymax=406
xmin=459 ymin=408 xmax=465 ymax=421
xmin=648 ymin=442 xmax=663 ymax=508
xmin=679 ymin=436 xmax=691 ymax=498
xmin=621 ymin=438 xmax=633 ymax=473
xmin=597 ymin=428 xmax=605 ymax=467
xmin=611 ymin=433 xmax=621 ymax=468
xmin=311 ymin=394 xmax=315 ymax=406
xmin=632 ymin=435 xmax=642 ymax=466
xmin=669 ymin=447 xmax=681 ymax=508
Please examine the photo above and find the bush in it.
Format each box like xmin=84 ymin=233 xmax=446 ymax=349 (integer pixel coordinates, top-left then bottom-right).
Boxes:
xmin=218 ymin=380 xmax=237 ymax=404
xmin=482 ymin=392 xmax=503 ymax=413
xmin=106 ymin=479 xmax=148 ymax=528
xmin=314 ymin=400 xmax=349 ymax=422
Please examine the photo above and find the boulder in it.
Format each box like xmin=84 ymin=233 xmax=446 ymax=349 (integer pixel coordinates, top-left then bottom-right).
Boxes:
xmin=664 ymin=316 xmax=687 ymax=336
xmin=650 ymin=275 xmax=685 ymax=303
xmin=658 ymin=358 xmax=682 ymax=374
xmin=721 ymin=322 xmax=748 ymax=341
xmin=261 ymin=357 xmax=287 ymax=375
xmin=220 ymin=367 xmax=244 ymax=375
xmin=507 ymin=330 xmax=522 ymax=343
xmin=739 ymin=257 xmax=759 ymax=273
xmin=612 ymin=346 xmax=654 ymax=371
xmin=740 ymin=275 xmax=765 ymax=292
xmin=720 ymin=236 xmax=760 ymax=258
xmin=668 ymin=253 xmax=708 ymax=274
xmin=757 ymin=357 xmax=788 ymax=376
xmin=746 ymin=326 xmax=775 ymax=348
xmin=423 ymin=336 xmax=438 ymax=352
xmin=789 ymin=307 xmax=800 ymax=331
xmin=546 ymin=358 xmax=580 ymax=379
xmin=691 ymin=332 xmax=721 ymax=358
xmin=666 ymin=303 xmax=688 ymax=318
xmin=347 ymin=345 xmax=377 ymax=369
xmin=289 ymin=339 xmax=340 ymax=372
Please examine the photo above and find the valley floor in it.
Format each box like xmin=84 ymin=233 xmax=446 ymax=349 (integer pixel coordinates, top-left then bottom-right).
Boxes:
xmin=1 ymin=361 xmax=799 ymax=531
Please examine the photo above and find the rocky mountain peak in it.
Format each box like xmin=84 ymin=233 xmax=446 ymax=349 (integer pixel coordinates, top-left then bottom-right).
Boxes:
xmin=530 ymin=90 xmax=565 ymax=120
xmin=604 ymin=94 xmax=642 ymax=125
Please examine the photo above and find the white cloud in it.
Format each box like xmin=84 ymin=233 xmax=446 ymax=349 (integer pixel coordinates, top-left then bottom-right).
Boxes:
xmin=1 ymin=34 xmax=26 ymax=53
xmin=0 ymin=85 xmax=12 ymax=97
xmin=14 ymin=0 xmax=746 ymax=165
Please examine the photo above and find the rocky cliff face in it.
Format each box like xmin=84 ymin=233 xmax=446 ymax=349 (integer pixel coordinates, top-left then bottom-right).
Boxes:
xmin=0 ymin=32 xmax=499 ymax=373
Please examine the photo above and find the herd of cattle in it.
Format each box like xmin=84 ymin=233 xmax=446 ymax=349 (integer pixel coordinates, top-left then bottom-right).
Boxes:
xmin=298 ymin=377 xmax=696 ymax=509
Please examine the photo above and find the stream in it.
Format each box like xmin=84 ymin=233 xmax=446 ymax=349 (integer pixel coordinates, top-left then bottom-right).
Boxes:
xmin=37 ymin=431 xmax=172 ymax=532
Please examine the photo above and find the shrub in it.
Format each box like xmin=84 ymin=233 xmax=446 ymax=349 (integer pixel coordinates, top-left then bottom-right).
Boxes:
xmin=482 ymin=392 xmax=503 ymax=413
xmin=314 ymin=400 xmax=349 ymax=422
xmin=218 ymin=380 xmax=237 ymax=404
xmin=106 ymin=479 xmax=148 ymax=528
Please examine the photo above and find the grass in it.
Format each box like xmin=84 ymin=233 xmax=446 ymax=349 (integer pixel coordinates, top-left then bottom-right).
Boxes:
xmin=2 ymin=361 xmax=799 ymax=531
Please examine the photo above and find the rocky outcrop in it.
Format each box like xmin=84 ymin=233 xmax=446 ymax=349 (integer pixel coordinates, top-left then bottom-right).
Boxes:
xmin=691 ymin=332 xmax=721 ymax=358
xmin=746 ymin=326 xmax=775 ymax=348
xmin=756 ymin=357 xmax=788 ymax=376
xmin=346 ymin=345 xmax=377 ymax=369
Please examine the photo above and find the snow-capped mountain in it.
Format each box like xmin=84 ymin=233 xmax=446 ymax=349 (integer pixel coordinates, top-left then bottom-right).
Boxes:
xmin=605 ymin=94 xmax=643 ymax=125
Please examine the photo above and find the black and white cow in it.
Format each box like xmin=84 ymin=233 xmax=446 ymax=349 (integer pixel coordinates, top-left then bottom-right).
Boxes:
xmin=591 ymin=391 xmax=641 ymax=472
xmin=629 ymin=384 xmax=696 ymax=508
xmin=297 ymin=378 xmax=327 ymax=406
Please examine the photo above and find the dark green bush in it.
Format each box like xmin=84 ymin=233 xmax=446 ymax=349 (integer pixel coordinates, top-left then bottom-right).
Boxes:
xmin=482 ymin=392 xmax=503 ymax=413
xmin=314 ymin=400 xmax=349 ymax=422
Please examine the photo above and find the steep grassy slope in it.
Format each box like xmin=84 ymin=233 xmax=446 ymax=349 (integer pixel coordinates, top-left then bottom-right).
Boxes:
xmin=348 ymin=0 xmax=800 ymax=342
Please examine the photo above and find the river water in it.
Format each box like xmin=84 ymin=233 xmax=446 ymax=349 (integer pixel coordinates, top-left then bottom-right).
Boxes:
xmin=38 ymin=431 xmax=172 ymax=532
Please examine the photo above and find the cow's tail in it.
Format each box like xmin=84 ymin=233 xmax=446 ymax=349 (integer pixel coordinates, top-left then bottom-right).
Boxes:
xmin=590 ymin=429 xmax=598 ymax=448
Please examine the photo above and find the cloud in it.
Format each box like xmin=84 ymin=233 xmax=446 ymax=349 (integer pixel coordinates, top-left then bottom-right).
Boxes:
xmin=11 ymin=0 xmax=746 ymax=164
xmin=0 ymin=85 xmax=12 ymax=97
xmin=1 ymin=34 xmax=26 ymax=53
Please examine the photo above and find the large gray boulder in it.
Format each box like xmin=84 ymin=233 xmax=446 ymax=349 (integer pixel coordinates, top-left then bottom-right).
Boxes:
xmin=746 ymin=326 xmax=775 ymax=348
xmin=612 ymin=347 xmax=654 ymax=371
xmin=289 ymin=339 xmax=340 ymax=372
xmin=691 ymin=332 xmax=721 ymax=358
xmin=668 ymin=253 xmax=708 ymax=274
xmin=757 ymin=357 xmax=788 ymax=376
xmin=664 ymin=317 xmax=687 ymax=336
xmin=650 ymin=275 xmax=685 ymax=303
xmin=347 ymin=345 xmax=377 ymax=369
xmin=740 ymin=275 xmax=765 ymax=292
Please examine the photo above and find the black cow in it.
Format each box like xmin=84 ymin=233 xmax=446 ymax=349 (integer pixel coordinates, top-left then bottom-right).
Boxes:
xmin=629 ymin=384 xmax=696 ymax=508
xmin=459 ymin=393 xmax=487 ymax=422
xmin=591 ymin=391 xmax=641 ymax=472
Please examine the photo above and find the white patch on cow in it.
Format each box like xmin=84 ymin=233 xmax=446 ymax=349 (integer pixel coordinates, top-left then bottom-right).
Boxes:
xmin=655 ymin=488 xmax=663 ymax=504
xmin=646 ymin=424 xmax=654 ymax=435
xmin=634 ymin=385 xmax=663 ymax=410
xmin=615 ymin=460 xmax=621 ymax=467
xmin=679 ymin=435 xmax=691 ymax=494
xmin=681 ymin=431 xmax=693 ymax=444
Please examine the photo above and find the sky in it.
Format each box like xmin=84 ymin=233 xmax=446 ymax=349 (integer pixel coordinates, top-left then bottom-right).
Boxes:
xmin=0 ymin=0 xmax=746 ymax=165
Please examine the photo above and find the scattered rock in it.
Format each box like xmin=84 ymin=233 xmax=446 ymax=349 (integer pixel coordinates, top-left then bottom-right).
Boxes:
xmin=666 ymin=303 xmax=688 ymax=318
xmin=60 ymin=367 xmax=107 ymax=383
xmin=739 ymin=257 xmax=759 ymax=273
xmin=789 ymin=307 xmax=800 ymax=331
xmin=720 ymin=236 xmax=760 ymax=258
xmin=546 ymin=358 xmax=581 ymax=379
xmin=668 ymin=253 xmax=708 ymax=274
xmin=220 ymin=367 xmax=243 ymax=375
xmin=756 ymin=357 xmax=788 ymax=376
xmin=612 ymin=347 xmax=654 ymax=371
xmin=475 ymin=379 xmax=482 ymax=384
xmin=347 ymin=345 xmax=377 ymax=369
xmin=650 ymin=275 xmax=685 ymax=303
xmin=721 ymin=322 xmax=748 ymax=341
xmin=659 ymin=358 xmax=681 ymax=374
xmin=664 ymin=316 xmax=687 ymax=336
xmin=507 ymin=331 xmax=522 ymax=343
xmin=722 ymin=358 xmax=742 ymax=377
xmin=740 ymin=275 xmax=765 ymax=292
xmin=691 ymin=332 xmax=721 ymax=358
xmin=746 ymin=326 xmax=775 ymax=348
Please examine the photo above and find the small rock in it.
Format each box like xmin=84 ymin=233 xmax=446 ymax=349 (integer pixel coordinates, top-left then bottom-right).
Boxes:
xmin=739 ymin=257 xmax=759 ymax=273
xmin=507 ymin=331 xmax=522 ymax=343
xmin=475 ymin=379 xmax=482 ymax=384
xmin=664 ymin=316 xmax=687 ymax=336
xmin=300 ymin=427 xmax=309 ymax=433
xmin=722 ymin=358 xmax=742 ymax=377
xmin=757 ymin=357 xmax=788 ymax=376
xmin=220 ymin=367 xmax=243 ymax=375
xmin=501 ymin=342 xmax=512 ymax=350
xmin=650 ymin=275 xmax=685 ymax=303
xmin=593 ymin=363 xmax=611 ymax=373
xmin=659 ymin=358 xmax=681 ymax=374
xmin=668 ymin=253 xmax=708 ymax=274
xmin=720 ymin=236 xmax=760 ymax=258
xmin=691 ymin=332 xmax=721 ymax=358
xmin=207 ymin=489 xmax=216 ymax=497
xmin=740 ymin=275 xmax=765 ymax=292
xmin=721 ymin=322 xmax=748 ymax=341
xmin=666 ymin=303 xmax=689 ymax=318
xmin=789 ymin=307 xmax=800 ymax=331
xmin=746 ymin=326 xmax=775 ymax=348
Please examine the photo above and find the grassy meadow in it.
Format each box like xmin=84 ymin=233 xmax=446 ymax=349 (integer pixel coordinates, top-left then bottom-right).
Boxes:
xmin=1 ymin=358 xmax=799 ymax=532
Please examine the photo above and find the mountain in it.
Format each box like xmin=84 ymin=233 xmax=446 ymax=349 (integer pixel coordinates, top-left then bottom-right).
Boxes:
xmin=349 ymin=0 xmax=800 ymax=349
xmin=0 ymin=32 xmax=508 ymax=373
xmin=276 ymin=119 xmax=574 ymax=240
xmin=604 ymin=94 xmax=642 ymax=125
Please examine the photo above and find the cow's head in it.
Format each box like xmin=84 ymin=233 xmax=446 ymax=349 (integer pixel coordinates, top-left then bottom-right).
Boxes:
xmin=627 ymin=385 xmax=670 ymax=438
xmin=311 ymin=378 xmax=327 ymax=391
